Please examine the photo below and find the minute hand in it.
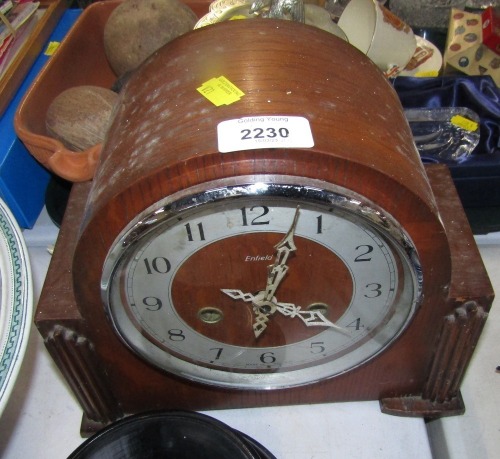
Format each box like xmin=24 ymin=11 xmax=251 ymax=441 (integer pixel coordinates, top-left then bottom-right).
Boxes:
xmin=276 ymin=301 xmax=348 ymax=334
xmin=264 ymin=207 xmax=300 ymax=301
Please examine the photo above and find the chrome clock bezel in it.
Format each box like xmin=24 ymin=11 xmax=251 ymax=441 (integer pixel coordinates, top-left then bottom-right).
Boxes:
xmin=101 ymin=175 xmax=423 ymax=389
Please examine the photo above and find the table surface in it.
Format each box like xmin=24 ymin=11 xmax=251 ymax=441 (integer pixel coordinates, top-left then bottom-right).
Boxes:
xmin=0 ymin=208 xmax=498 ymax=458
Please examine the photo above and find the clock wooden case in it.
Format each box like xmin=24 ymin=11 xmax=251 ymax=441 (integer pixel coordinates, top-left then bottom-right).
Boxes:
xmin=35 ymin=19 xmax=493 ymax=434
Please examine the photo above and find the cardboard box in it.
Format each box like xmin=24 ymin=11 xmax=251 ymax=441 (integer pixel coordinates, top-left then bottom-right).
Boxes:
xmin=443 ymin=8 xmax=500 ymax=86
xmin=482 ymin=6 xmax=500 ymax=55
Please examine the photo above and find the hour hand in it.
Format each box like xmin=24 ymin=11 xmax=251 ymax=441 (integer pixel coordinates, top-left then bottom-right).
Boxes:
xmin=221 ymin=289 xmax=274 ymax=337
xmin=221 ymin=289 xmax=257 ymax=303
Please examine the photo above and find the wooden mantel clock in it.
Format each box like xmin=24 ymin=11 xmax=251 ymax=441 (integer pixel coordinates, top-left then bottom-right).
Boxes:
xmin=35 ymin=19 xmax=493 ymax=434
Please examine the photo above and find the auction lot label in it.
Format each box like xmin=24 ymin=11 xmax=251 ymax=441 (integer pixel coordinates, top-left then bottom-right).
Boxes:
xmin=217 ymin=116 xmax=314 ymax=153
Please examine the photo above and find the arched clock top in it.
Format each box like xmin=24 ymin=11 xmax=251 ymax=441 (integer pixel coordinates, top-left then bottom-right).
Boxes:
xmin=85 ymin=19 xmax=435 ymax=221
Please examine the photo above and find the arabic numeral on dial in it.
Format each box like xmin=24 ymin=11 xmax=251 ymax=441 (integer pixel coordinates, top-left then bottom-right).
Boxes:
xmin=185 ymin=222 xmax=205 ymax=241
xmin=144 ymin=257 xmax=171 ymax=274
xmin=316 ymin=215 xmax=323 ymax=234
xmin=240 ymin=206 xmax=270 ymax=226
xmin=346 ymin=318 xmax=364 ymax=330
xmin=310 ymin=341 xmax=326 ymax=354
xmin=210 ymin=347 xmax=223 ymax=362
xmin=143 ymin=296 xmax=162 ymax=311
xmin=354 ymin=245 xmax=373 ymax=262
xmin=260 ymin=351 xmax=276 ymax=364
xmin=364 ymin=283 xmax=382 ymax=298
xmin=168 ymin=329 xmax=186 ymax=341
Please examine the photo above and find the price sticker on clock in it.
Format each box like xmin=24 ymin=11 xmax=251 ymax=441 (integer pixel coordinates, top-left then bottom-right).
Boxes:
xmin=217 ymin=116 xmax=315 ymax=153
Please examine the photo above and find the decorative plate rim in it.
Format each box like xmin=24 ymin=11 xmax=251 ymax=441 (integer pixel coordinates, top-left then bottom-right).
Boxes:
xmin=400 ymin=35 xmax=443 ymax=77
xmin=0 ymin=197 xmax=33 ymax=417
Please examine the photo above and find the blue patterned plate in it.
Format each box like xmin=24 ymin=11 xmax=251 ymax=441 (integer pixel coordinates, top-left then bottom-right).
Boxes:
xmin=0 ymin=198 xmax=32 ymax=417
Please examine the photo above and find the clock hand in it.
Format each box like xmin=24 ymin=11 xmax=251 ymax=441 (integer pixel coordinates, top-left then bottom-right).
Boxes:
xmin=263 ymin=206 xmax=300 ymax=301
xmin=253 ymin=309 xmax=271 ymax=338
xmin=221 ymin=289 xmax=276 ymax=337
xmin=221 ymin=208 xmax=300 ymax=338
xmin=221 ymin=289 xmax=259 ymax=303
xmin=275 ymin=301 xmax=349 ymax=335
xmin=221 ymin=289 xmax=347 ymax=337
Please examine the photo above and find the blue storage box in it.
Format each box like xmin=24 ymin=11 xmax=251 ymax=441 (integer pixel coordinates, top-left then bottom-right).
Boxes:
xmin=0 ymin=9 xmax=81 ymax=228
xmin=394 ymin=75 xmax=500 ymax=234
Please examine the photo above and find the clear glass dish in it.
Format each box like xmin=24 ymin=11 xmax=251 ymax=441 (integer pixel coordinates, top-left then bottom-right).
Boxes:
xmin=405 ymin=107 xmax=481 ymax=163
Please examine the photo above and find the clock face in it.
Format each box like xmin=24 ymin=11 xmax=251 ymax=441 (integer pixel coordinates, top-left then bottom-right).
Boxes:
xmin=102 ymin=176 xmax=422 ymax=389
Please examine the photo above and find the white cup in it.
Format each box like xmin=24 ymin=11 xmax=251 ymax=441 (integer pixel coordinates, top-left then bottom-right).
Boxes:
xmin=338 ymin=0 xmax=416 ymax=73
xmin=305 ymin=5 xmax=349 ymax=41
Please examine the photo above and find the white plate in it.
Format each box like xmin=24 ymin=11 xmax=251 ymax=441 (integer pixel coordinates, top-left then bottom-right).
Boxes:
xmin=0 ymin=198 xmax=33 ymax=417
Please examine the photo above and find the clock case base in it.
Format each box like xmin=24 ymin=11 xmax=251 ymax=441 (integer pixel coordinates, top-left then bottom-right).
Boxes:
xmin=35 ymin=164 xmax=493 ymax=435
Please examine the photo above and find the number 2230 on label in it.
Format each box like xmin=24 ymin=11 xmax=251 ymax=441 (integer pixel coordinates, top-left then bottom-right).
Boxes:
xmin=217 ymin=116 xmax=315 ymax=153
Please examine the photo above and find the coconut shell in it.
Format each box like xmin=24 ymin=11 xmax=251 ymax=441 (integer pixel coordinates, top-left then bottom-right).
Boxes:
xmin=103 ymin=0 xmax=198 ymax=77
xmin=45 ymin=85 xmax=118 ymax=152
